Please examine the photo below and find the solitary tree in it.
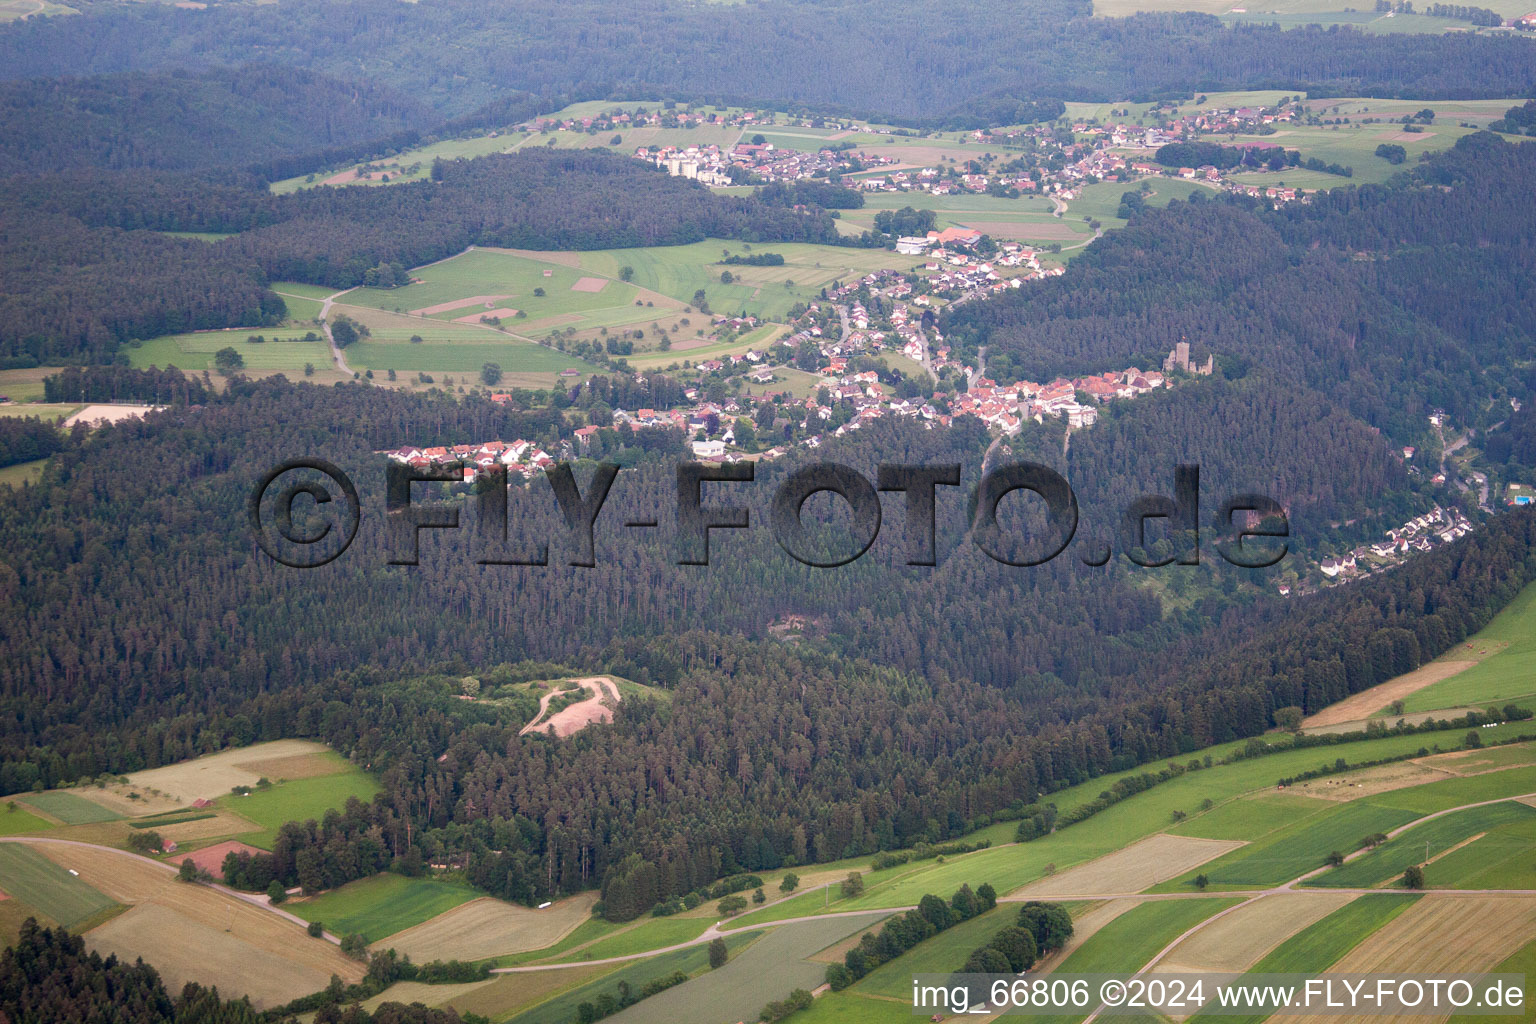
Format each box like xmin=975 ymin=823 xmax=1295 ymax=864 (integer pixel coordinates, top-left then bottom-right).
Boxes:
xmin=1403 ymin=865 xmax=1425 ymax=889
xmin=708 ymin=937 xmax=728 ymax=968
xmin=778 ymin=872 xmax=799 ymax=893
xmin=841 ymin=872 xmax=864 ymax=899
xmin=213 ymin=347 xmax=244 ymax=376
xmin=481 ymin=363 xmax=503 ymax=386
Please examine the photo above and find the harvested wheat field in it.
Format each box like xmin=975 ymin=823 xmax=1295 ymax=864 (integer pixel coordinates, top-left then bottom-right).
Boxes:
xmin=570 ymin=276 xmax=608 ymax=292
xmin=1302 ymin=660 xmax=1475 ymax=728
xmin=1015 ymin=835 xmax=1244 ymax=897
xmin=124 ymin=740 xmax=340 ymax=804
xmin=453 ymin=307 xmax=520 ymax=322
xmin=410 ymin=295 xmax=510 ymax=316
xmin=27 ymin=840 xmax=362 ymax=1006
xmin=1155 ymin=892 xmax=1357 ymax=973
xmin=375 ymin=891 xmax=598 ymax=962
xmin=1288 ymin=895 xmax=1536 ymax=1024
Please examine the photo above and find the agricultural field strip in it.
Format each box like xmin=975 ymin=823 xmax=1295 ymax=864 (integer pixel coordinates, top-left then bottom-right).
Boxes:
xmin=0 ymin=837 xmax=350 ymax=943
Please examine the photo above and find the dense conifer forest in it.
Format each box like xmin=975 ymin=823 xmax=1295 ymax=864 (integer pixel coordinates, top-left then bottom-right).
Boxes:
xmin=0 ymin=67 xmax=433 ymax=175
xmin=2 ymin=0 xmax=1535 ymax=118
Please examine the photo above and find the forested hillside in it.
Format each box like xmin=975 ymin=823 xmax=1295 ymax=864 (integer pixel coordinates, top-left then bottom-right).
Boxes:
xmin=0 ymin=363 xmax=1533 ymax=901
xmin=1 ymin=0 xmax=1534 ymax=118
xmin=943 ymin=133 xmax=1536 ymax=443
xmin=0 ymin=149 xmax=839 ymax=361
xmin=0 ymin=66 xmax=432 ymax=174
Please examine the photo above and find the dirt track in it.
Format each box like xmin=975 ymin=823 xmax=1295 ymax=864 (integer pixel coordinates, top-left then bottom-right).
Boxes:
xmin=519 ymin=677 xmax=622 ymax=737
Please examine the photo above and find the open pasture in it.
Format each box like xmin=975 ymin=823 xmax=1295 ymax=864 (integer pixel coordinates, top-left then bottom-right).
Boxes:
xmin=1155 ymin=892 xmax=1357 ymax=973
xmin=570 ymin=913 xmax=710 ymax=961
xmin=327 ymin=303 xmax=597 ymax=382
xmin=1160 ymin=800 xmax=1421 ymax=889
xmin=0 ymin=843 xmax=117 ymax=927
xmin=375 ymin=890 xmax=598 ymax=962
xmin=346 ymin=248 xmax=647 ymax=326
xmin=291 ymin=872 xmax=479 ymax=942
xmin=218 ymin=770 xmax=380 ymax=846
xmin=0 ymin=403 xmax=77 ymax=421
xmin=128 ymin=328 xmax=333 ymax=373
xmin=1016 ymin=834 xmax=1244 ymax=897
xmin=124 ymin=739 xmax=344 ymax=804
xmin=567 ymin=239 xmax=922 ymax=322
xmin=1398 ymin=580 xmax=1536 ymax=713
xmin=0 ymin=804 xmax=56 ymax=836
xmin=1422 ymin=813 xmax=1536 ymax=889
xmin=1171 ymin=791 xmax=1335 ymax=841
xmin=18 ymin=790 xmax=123 ymax=825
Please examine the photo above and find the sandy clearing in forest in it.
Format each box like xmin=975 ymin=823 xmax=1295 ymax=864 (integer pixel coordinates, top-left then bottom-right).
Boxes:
xmin=61 ymin=404 xmax=162 ymax=428
xmin=520 ymin=677 xmax=623 ymax=738
xmin=1302 ymin=660 xmax=1476 ymax=728
xmin=1014 ymin=835 xmax=1244 ymax=897
xmin=410 ymin=295 xmax=510 ymax=316
xmin=1154 ymin=892 xmax=1357 ymax=973
xmin=375 ymin=891 xmax=598 ymax=962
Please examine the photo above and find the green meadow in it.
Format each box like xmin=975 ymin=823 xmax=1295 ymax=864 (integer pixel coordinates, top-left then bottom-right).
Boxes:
xmin=1401 ymin=582 xmax=1536 ymax=713
xmin=19 ymin=791 xmax=122 ymax=825
xmin=0 ymin=844 xmax=117 ymax=927
xmin=1422 ymin=814 xmax=1536 ymax=889
xmin=217 ymin=770 xmax=380 ymax=848
xmin=127 ymin=330 xmax=332 ymax=373
xmin=289 ymin=873 xmax=479 ymax=942
xmin=1311 ymin=800 xmax=1536 ymax=888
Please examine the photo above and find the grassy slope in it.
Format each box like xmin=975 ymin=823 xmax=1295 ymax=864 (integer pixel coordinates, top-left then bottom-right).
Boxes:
xmin=725 ymin=722 xmax=1536 ymax=926
xmin=1402 ymin=581 xmax=1536 ymax=712
xmin=288 ymin=873 xmax=480 ymax=942
xmin=0 ymin=844 xmax=117 ymax=927
xmin=1311 ymin=800 xmax=1536 ymax=888
xmin=501 ymin=930 xmax=761 ymax=1024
